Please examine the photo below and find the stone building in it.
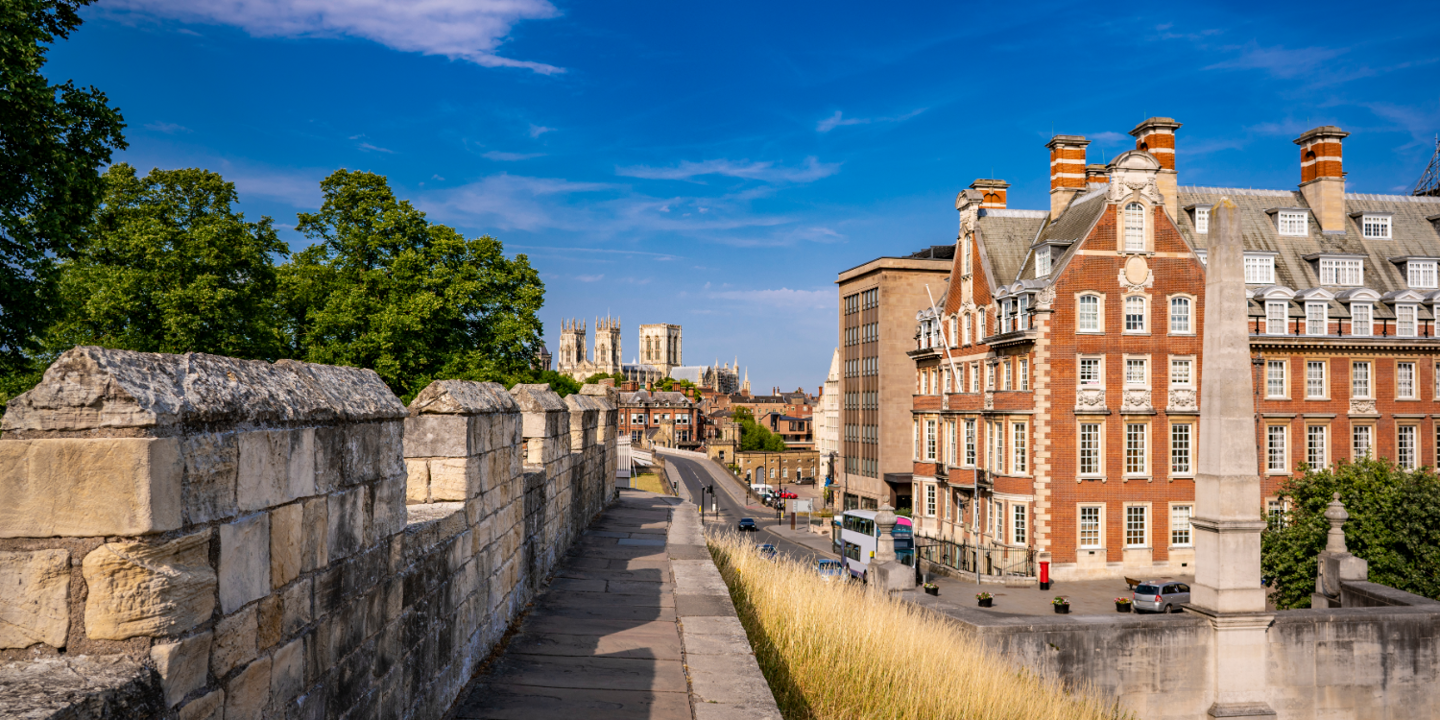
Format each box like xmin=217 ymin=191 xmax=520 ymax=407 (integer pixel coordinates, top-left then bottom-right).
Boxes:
xmin=638 ymin=323 xmax=682 ymax=377
xmin=904 ymin=118 xmax=1440 ymax=582
xmin=837 ymin=246 xmax=954 ymax=511
xmin=669 ymin=360 xmax=740 ymax=393
xmin=555 ymin=316 xmax=621 ymax=382
xmin=617 ymin=389 xmax=699 ymax=450
xmin=736 ymin=449 xmax=820 ymax=487
xmin=816 ymin=349 xmax=842 ymax=482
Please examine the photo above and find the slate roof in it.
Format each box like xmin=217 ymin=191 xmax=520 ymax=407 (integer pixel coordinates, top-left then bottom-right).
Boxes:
xmin=975 ymin=208 xmax=1047 ymax=285
xmin=1015 ymin=187 xmax=1109 ymax=283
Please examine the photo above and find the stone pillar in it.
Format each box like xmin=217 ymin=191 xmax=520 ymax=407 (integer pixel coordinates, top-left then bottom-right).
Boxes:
xmin=868 ymin=504 xmax=911 ymax=593
xmin=1189 ymin=200 xmax=1275 ymax=719
xmin=1311 ymin=493 xmax=1369 ymax=609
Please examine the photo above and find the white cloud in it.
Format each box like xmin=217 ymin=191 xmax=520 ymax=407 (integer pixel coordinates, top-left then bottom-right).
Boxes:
xmin=1204 ymin=43 xmax=1346 ymax=79
xmin=575 ymin=274 xmax=604 ymax=282
xmin=816 ymin=108 xmax=924 ymax=133
xmin=357 ymin=142 xmax=394 ymax=154
xmin=483 ymin=151 xmax=545 ymax=161
xmin=145 ymin=121 xmax=190 ymax=134
xmin=529 ymin=124 xmax=557 ymax=138
xmin=708 ymin=287 xmax=835 ymax=310
xmin=615 ymin=157 xmax=840 ymax=184
xmin=105 ymin=0 xmax=564 ymax=74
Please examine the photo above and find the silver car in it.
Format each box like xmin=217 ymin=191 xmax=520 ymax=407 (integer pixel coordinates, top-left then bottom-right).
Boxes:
xmin=1133 ymin=581 xmax=1191 ymax=613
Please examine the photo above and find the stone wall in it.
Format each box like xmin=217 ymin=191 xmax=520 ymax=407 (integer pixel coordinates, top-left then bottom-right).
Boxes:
xmin=0 ymin=347 xmax=617 ymax=720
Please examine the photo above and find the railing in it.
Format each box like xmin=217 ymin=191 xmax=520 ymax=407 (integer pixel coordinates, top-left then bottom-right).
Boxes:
xmin=915 ymin=535 xmax=1035 ymax=578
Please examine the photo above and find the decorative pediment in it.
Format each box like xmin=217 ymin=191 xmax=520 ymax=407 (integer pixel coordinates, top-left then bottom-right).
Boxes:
xmin=1120 ymin=389 xmax=1152 ymax=413
xmin=1075 ymin=388 xmax=1107 ymax=413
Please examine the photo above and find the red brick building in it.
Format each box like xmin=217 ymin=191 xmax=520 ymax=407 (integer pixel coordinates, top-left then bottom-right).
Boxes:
xmin=618 ymin=390 xmax=699 ymax=450
xmin=907 ymin=118 xmax=1440 ymax=582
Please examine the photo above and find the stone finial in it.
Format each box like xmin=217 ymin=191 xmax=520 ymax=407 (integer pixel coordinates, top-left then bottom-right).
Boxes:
xmin=1324 ymin=493 xmax=1350 ymax=554
xmin=873 ymin=503 xmax=897 ymax=564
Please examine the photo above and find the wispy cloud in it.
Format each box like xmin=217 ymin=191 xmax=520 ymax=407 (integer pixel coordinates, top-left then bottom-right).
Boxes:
xmin=1365 ymin=100 xmax=1440 ymax=149
xmin=708 ymin=287 xmax=835 ymax=310
xmin=103 ymin=0 xmax=565 ymax=74
xmin=575 ymin=274 xmax=604 ymax=282
xmin=483 ymin=151 xmax=545 ymax=161
xmin=615 ymin=157 xmax=840 ymax=184
xmin=144 ymin=121 xmax=190 ymax=134
xmin=357 ymin=142 xmax=394 ymax=154
xmin=816 ymin=108 xmax=925 ymax=133
xmin=1204 ymin=43 xmax=1346 ymax=79
xmin=529 ymin=124 xmax=556 ymax=138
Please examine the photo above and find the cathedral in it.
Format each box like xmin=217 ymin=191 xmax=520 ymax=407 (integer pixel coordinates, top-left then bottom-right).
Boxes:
xmin=556 ymin=317 xmax=622 ymax=382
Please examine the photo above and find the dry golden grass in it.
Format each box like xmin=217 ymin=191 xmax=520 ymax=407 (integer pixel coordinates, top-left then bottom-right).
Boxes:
xmin=629 ymin=472 xmax=669 ymax=495
xmin=709 ymin=532 xmax=1131 ymax=720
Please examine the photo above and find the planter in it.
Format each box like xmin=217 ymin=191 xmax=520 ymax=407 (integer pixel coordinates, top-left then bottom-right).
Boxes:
xmin=1053 ymin=603 xmax=1070 ymax=615
xmin=1115 ymin=602 xmax=1132 ymax=613
xmin=977 ymin=597 xmax=993 ymax=607
xmin=925 ymin=586 xmax=939 ymax=596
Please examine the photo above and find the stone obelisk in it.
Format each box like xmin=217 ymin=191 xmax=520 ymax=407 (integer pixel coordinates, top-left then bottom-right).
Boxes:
xmin=1190 ymin=198 xmax=1275 ymax=718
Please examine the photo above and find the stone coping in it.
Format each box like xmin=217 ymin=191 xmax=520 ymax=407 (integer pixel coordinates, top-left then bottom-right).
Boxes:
xmin=408 ymin=380 xmax=518 ymax=416
xmin=0 ymin=654 xmax=162 ymax=718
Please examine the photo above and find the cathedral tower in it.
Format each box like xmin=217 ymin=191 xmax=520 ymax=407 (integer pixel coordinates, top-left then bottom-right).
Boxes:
xmin=594 ymin=316 xmax=621 ymax=374
xmin=557 ymin=319 xmax=587 ymax=376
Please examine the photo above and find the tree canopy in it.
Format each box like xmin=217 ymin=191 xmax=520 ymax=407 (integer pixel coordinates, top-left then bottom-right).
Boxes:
xmin=734 ymin=407 xmax=786 ymax=452
xmin=0 ymin=0 xmax=126 ymax=374
xmin=1261 ymin=456 xmax=1440 ymax=609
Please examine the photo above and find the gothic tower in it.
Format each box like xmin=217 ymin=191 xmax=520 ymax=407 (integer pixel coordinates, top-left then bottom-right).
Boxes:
xmin=557 ymin=319 xmax=587 ymax=376
xmin=594 ymin=316 xmax=621 ymax=374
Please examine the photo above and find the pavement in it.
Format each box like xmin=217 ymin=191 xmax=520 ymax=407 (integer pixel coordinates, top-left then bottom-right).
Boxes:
xmin=449 ymin=487 xmax=780 ymax=720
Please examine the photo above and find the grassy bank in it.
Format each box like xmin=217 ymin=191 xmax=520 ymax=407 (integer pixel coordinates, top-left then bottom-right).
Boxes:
xmin=630 ymin=472 xmax=669 ymax=495
xmin=708 ymin=533 xmax=1130 ymax=720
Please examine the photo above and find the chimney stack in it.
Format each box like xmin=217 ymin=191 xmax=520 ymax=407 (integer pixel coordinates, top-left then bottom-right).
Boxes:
xmin=970 ymin=178 xmax=1009 ymax=209
xmin=1294 ymin=126 xmax=1350 ymax=233
xmin=1086 ymin=164 xmax=1108 ymax=187
xmin=1045 ymin=135 xmax=1090 ymax=218
xmin=1130 ymin=117 xmax=1182 ymax=218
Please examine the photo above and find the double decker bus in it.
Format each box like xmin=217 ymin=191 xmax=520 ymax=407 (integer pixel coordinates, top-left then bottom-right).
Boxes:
xmin=831 ymin=510 xmax=914 ymax=580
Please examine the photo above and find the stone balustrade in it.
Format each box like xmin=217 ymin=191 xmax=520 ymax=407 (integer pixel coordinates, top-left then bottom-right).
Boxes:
xmin=0 ymin=346 xmax=617 ymax=720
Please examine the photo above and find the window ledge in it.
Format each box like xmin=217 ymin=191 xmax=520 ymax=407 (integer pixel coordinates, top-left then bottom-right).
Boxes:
xmin=1077 ymin=475 xmax=1107 ymax=483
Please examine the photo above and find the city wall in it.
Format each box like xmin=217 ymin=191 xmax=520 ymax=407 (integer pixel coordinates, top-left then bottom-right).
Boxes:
xmin=0 ymin=346 xmax=617 ymax=720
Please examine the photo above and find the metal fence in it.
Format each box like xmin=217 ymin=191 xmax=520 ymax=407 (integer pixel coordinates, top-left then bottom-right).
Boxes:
xmin=915 ymin=535 xmax=1035 ymax=578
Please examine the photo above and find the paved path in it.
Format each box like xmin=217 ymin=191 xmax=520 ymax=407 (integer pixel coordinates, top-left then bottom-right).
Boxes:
xmin=449 ymin=487 xmax=780 ymax=720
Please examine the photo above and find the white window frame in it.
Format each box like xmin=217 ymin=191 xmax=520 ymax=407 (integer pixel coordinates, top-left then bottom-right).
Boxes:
xmin=1352 ymin=361 xmax=1371 ymax=398
xmin=1170 ymin=504 xmax=1193 ymax=547
xmin=1194 ymin=207 xmax=1209 ymax=234
xmin=1035 ymin=248 xmax=1050 ymax=278
xmin=1079 ymin=357 xmax=1103 ymax=387
xmin=1012 ymin=503 xmax=1027 ymax=546
xmin=1124 ymin=202 xmax=1145 ymax=251
xmin=1396 ymin=361 xmax=1416 ymax=399
xmin=1170 ymin=357 xmax=1194 ymax=389
xmin=1306 ymin=424 xmax=1328 ymax=468
xmin=1124 ymin=422 xmax=1148 ymax=477
xmin=925 ymin=419 xmax=937 ymax=461
xmin=1171 ymin=422 xmax=1193 ymax=477
xmin=1079 ymin=423 xmax=1102 ymax=477
xmin=963 ymin=419 xmax=977 ymax=467
xmin=1266 ymin=360 xmax=1287 ymax=399
xmin=1398 ymin=425 xmax=1418 ymax=470
xmin=962 ymin=314 xmax=972 ymax=346
xmin=1169 ymin=296 xmax=1192 ymax=334
xmin=1011 ymin=422 xmax=1027 ymax=474
xmin=1246 ymin=255 xmax=1276 ymax=284
xmin=1124 ymin=504 xmax=1148 ymax=548
xmin=1079 ymin=505 xmax=1104 ymax=549
xmin=1362 ymin=214 xmax=1392 ymax=239
xmin=1352 ymin=424 xmax=1372 ymax=460
xmin=925 ymin=484 xmax=937 ymax=517
xmin=1266 ymin=424 xmax=1288 ymax=473
xmin=1278 ymin=211 xmax=1308 ymax=237
xmin=1306 ymin=360 xmax=1327 ymax=399
xmin=1266 ymin=301 xmax=1288 ymax=335
xmin=1306 ymin=302 xmax=1328 ymax=336
xmin=1408 ymin=261 xmax=1438 ymax=289
xmin=1019 ymin=359 xmax=1029 ymax=391
xmin=1077 ymin=294 xmax=1101 ymax=332
xmin=1397 ymin=304 xmax=1417 ymax=338
xmin=1124 ymin=295 xmax=1147 ymax=333
xmin=1319 ymin=258 xmax=1363 ymax=286
xmin=1125 ymin=357 xmax=1149 ymax=388
xmin=1351 ymin=303 xmax=1372 ymax=337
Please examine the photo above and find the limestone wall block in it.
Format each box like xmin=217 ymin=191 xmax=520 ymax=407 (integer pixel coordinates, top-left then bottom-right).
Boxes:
xmin=236 ymin=431 xmax=288 ymax=512
xmin=405 ymin=459 xmax=430 ymax=503
xmin=300 ymin=497 xmax=329 ymax=572
xmin=280 ymin=577 xmax=312 ymax=637
xmin=82 ymin=530 xmax=215 ymax=640
xmin=0 ymin=549 xmax=70 ymax=648
xmin=225 ymin=654 xmax=271 ymax=720
xmin=178 ymin=689 xmax=225 ymax=720
xmin=219 ymin=513 xmax=270 ymax=614
xmin=404 ymin=414 xmax=471 ymax=459
xmin=256 ymin=595 xmax=282 ymax=650
xmin=151 ymin=630 xmax=212 ymax=707
xmin=211 ymin=605 xmax=257 ymax=676
xmin=372 ymin=472 xmax=407 ymax=541
xmin=285 ymin=428 xmax=315 ymax=500
xmin=181 ymin=433 xmax=238 ymax=525
xmin=270 ymin=503 xmax=303 ymax=589
xmin=313 ymin=426 xmax=343 ymax=492
xmin=0 ymin=437 xmax=182 ymax=538
xmin=327 ymin=486 xmax=368 ymax=562
xmin=269 ymin=637 xmax=305 ymax=712
xmin=343 ymin=421 xmax=405 ymax=486
xmin=428 ymin=457 xmax=482 ymax=502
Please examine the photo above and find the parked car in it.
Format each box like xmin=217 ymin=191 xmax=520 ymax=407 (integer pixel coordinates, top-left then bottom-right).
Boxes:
xmin=756 ymin=543 xmax=777 ymax=559
xmin=779 ymin=491 xmax=798 ymax=499
xmin=816 ymin=559 xmax=844 ymax=582
xmin=1133 ymin=581 xmax=1191 ymax=613
xmin=737 ymin=518 xmax=758 ymax=532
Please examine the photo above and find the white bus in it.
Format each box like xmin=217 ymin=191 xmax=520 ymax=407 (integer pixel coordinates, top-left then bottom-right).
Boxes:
xmin=832 ymin=510 xmax=914 ymax=580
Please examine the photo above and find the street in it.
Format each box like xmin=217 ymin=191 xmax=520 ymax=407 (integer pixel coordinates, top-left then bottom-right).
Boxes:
xmin=661 ymin=453 xmax=833 ymax=567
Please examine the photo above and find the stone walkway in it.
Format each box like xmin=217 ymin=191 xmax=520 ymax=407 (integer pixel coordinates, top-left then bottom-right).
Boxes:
xmin=448 ymin=488 xmax=779 ymax=720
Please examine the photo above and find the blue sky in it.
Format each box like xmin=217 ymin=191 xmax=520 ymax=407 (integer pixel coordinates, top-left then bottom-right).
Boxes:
xmin=48 ymin=0 xmax=1440 ymax=391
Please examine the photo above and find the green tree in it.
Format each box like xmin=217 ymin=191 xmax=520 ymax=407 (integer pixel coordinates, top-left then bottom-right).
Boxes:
xmin=1261 ymin=457 xmax=1440 ymax=609
xmin=583 ymin=371 xmax=624 ymax=385
xmin=734 ymin=406 xmax=786 ymax=452
xmin=41 ymin=164 xmax=287 ymax=360
xmin=535 ymin=370 xmax=581 ymax=397
xmin=1 ymin=0 xmax=127 ymax=374
xmin=280 ymin=170 xmax=544 ymax=401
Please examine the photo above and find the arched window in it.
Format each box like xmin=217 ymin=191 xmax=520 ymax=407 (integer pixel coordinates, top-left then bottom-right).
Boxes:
xmin=1170 ymin=297 xmax=1192 ymax=333
xmin=1124 ymin=202 xmax=1145 ymax=251
xmin=1125 ymin=296 xmax=1147 ymax=332
xmin=1077 ymin=295 xmax=1100 ymax=331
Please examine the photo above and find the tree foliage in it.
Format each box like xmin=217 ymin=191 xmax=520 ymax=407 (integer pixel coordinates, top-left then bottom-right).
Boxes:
xmin=734 ymin=406 xmax=786 ymax=452
xmin=537 ymin=370 xmax=581 ymax=397
xmin=0 ymin=0 xmax=126 ymax=373
xmin=583 ymin=372 xmax=625 ymax=385
xmin=279 ymin=170 xmax=544 ymax=401
xmin=1261 ymin=457 xmax=1440 ymax=609
xmin=42 ymin=164 xmax=287 ymax=360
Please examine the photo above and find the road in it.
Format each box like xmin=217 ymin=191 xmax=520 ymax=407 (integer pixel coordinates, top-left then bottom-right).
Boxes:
xmin=661 ymin=453 xmax=832 ymax=566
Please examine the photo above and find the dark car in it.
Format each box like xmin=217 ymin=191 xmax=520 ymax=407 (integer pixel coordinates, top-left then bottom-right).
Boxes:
xmin=756 ymin=543 xmax=777 ymax=559
xmin=737 ymin=518 xmax=758 ymax=531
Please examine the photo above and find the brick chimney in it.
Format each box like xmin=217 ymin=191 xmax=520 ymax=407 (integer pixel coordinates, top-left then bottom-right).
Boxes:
xmin=1045 ymin=135 xmax=1089 ymax=218
xmin=1295 ymin=126 xmax=1350 ymax=233
xmin=970 ymin=178 xmax=1009 ymax=209
xmin=1129 ymin=117 xmax=1182 ymax=218
xmin=1085 ymin=164 xmax=1108 ymax=187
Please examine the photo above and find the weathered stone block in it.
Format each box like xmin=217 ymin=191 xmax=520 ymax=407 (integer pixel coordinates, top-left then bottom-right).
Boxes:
xmin=286 ymin=428 xmax=315 ymax=501
xmin=405 ymin=458 xmax=430 ymax=503
xmin=211 ymin=604 xmax=257 ymax=677
xmin=0 ymin=549 xmax=70 ymax=649
xmin=313 ymin=425 xmax=344 ymax=492
xmin=257 ymin=594 xmax=283 ymax=650
xmin=372 ymin=472 xmax=407 ymax=540
xmin=270 ymin=636 xmax=305 ymax=712
xmin=178 ymin=689 xmax=225 ymax=720
xmin=428 ymin=457 xmax=482 ymax=501
xmin=225 ymin=655 xmax=271 ymax=720
xmin=237 ymin=430 xmax=288 ymax=511
xmin=182 ymin=432 xmax=238 ymax=525
xmin=270 ymin=502 xmax=303 ymax=589
xmin=327 ymin=486 xmax=368 ymax=561
xmin=83 ymin=530 xmax=215 ymax=640
xmin=403 ymin=414 xmax=471 ymax=459
xmin=301 ymin=497 xmax=329 ymax=572
xmin=219 ymin=513 xmax=270 ymax=614
xmin=151 ymin=630 xmax=212 ymax=707
xmin=281 ymin=576 xmax=312 ymax=637
xmin=0 ymin=437 xmax=182 ymax=538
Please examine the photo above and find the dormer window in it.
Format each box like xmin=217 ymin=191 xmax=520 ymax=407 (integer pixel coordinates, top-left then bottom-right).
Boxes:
xmin=1244 ymin=255 xmax=1275 ymax=284
xmin=1124 ymin=202 xmax=1145 ymax=251
xmin=1362 ymin=214 xmax=1392 ymax=239
xmin=1265 ymin=301 xmax=1288 ymax=334
xmin=1408 ymin=260 xmax=1438 ymax=289
xmin=1035 ymin=248 xmax=1051 ymax=278
xmin=1194 ymin=207 xmax=1210 ymax=234
xmin=1319 ymin=258 xmax=1363 ymax=286
xmin=1278 ymin=211 xmax=1308 ymax=237
xmin=1195 ymin=250 xmax=1208 ymax=265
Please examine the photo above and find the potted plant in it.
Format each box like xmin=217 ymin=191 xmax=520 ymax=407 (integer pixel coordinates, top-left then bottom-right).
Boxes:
xmin=1114 ymin=597 xmax=1132 ymax=613
xmin=1052 ymin=596 xmax=1070 ymax=614
xmin=975 ymin=591 xmax=993 ymax=607
xmin=924 ymin=582 xmax=939 ymax=596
